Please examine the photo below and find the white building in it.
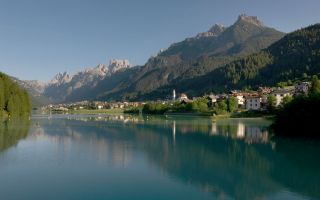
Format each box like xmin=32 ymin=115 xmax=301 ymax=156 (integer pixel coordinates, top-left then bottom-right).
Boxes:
xmin=235 ymin=95 xmax=245 ymax=106
xmin=207 ymin=94 xmax=217 ymax=108
xmin=245 ymin=96 xmax=262 ymax=110
xmin=229 ymin=91 xmax=245 ymax=106
xmin=272 ymin=89 xmax=291 ymax=106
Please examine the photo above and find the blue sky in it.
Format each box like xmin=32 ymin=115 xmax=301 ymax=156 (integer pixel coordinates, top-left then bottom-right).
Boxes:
xmin=0 ymin=0 xmax=319 ymax=81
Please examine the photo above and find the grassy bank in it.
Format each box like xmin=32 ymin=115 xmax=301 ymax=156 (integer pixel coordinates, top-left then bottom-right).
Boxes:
xmin=70 ymin=108 xmax=124 ymax=114
xmin=45 ymin=108 xmax=124 ymax=115
xmin=164 ymin=111 xmax=213 ymax=116
xmin=230 ymin=111 xmax=274 ymax=119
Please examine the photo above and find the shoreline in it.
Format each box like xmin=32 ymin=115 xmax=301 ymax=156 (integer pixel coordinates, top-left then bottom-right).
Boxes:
xmin=33 ymin=109 xmax=273 ymax=121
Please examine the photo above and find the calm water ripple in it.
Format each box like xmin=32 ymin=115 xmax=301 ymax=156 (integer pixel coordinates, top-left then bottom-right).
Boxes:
xmin=0 ymin=115 xmax=319 ymax=200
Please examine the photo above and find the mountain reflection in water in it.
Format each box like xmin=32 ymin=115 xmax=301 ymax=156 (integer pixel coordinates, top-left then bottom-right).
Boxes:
xmin=0 ymin=115 xmax=319 ymax=200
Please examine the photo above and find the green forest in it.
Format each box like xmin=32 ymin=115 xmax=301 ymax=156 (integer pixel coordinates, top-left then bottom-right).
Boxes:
xmin=136 ymin=24 xmax=320 ymax=99
xmin=194 ymin=23 xmax=320 ymax=93
xmin=272 ymin=76 xmax=320 ymax=137
xmin=0 ymin=72 xmax=31 ymax=117
xmin=101 ymin=24 xmax=320 ymax=100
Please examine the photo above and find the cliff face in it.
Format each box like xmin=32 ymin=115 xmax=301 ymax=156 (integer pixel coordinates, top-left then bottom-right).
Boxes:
xmin=43 ymin=60 xmax=132 ymax=103
xmin=196 ymin=24 xmax=226 ymax=38
xmin=109 ymin=59 xmax=131 ymax=73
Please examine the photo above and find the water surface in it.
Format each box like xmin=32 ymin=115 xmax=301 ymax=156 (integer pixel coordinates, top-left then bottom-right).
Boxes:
xmin=0 ymin=115 xmax=319 ymax=200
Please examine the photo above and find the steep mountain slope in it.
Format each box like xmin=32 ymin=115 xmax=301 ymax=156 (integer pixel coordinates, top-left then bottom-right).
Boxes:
xmin=93 ymin=15 xmax=284 ymax=101
xmin=161 ymin=15 xmax=282 ymax=59
xmin=11 ymin=77 xmax=50 ymax=107
xmin=149 ymin=23 xmax=320 ymax=97
xmin=44 ymin=60 xmax=131 ymax=103
xmin=64 ymin=66 xmax=139 ymax=102
xmin=44 ymin=64 xmax=108 ymax=102
xmin=39 ymin=15 xmax=285 ymax=102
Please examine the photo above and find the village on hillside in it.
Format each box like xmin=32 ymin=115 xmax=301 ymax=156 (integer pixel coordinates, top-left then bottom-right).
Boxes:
xmin=42 ymin=81 xmax=311 ymax=114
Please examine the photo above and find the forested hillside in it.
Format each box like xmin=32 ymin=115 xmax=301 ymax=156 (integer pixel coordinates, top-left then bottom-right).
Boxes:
xmin=0 ymin=72 xmax=31 ymax=117
xmin=92 ymin=15 xmax=284 ymax=101
xmin=210 ymin=23 xmax=320 ymax=91
xmin=32 ymin=15 xmax=284 ymax=102
xmin=143 ymin=23 xmax=320 ymax=98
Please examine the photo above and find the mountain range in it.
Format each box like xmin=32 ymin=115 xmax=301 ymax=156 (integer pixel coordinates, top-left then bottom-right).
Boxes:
xmin=147 ymin=23 xmax=320 ymax=97
xmin=12 ymin=14 xmax=320 ymax=105
xmin=76 ymin=14 xmax=284 ymax=101
xmin=14 ymin=59 xmax=132 ymax=105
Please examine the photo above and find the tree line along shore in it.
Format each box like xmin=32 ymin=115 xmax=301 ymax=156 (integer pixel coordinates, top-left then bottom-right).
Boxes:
xmin=0 ymin=72 xmax=31 ymax=119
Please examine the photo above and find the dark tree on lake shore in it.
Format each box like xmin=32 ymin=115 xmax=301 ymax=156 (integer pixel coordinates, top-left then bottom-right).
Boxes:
xmin=272 ymin=93 xmax=320 ymax=138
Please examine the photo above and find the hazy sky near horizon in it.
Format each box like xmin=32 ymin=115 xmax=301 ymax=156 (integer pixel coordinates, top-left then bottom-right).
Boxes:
xmin=0 ymin=0 xmax=319 ymax=81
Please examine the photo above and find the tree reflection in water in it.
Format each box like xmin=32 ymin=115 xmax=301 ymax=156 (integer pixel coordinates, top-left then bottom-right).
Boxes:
xmin=0 ymin=118 xmax=30 ymax=152
xmin=29 ymin=115 xmax=320 ymax=199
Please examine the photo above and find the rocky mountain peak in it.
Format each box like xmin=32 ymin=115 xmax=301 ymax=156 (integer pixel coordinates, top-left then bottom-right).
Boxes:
xmin=96 ymin=64 xmax=107 ymax=71
xmin=108 ymin=59 xmax=131 ymax=73
xmin=11 ymin=77 xmax=47 ymax=95
xmin=236 ymin=14 xmax=264 ymax=27
xmin=82 ymin=64 xmax=108 ymax=76
xmin=50 ymin=72 xmax=71 ymax=85
xmin=23 ymin=80 xmax=47 ymax=93
xmin=44 ymin=60 xmax=133 ymax=102
xmin=208 ymin=24 xmax=226 ymax=35
xmin=47 ymin=59 xmax=132 ymax=90
xmin=196 ymin=24 xmax=226 ymax=39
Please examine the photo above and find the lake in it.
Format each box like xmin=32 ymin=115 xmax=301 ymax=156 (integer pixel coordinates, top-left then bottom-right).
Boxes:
xmin=0 ymin=115 xmax=319 ymax=200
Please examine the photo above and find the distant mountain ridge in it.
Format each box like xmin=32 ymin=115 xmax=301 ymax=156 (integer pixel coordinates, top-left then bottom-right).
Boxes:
xmin=144 ymin=23 xmax=320 ymax=97
xmin=91 ymin=14 xmax=285 ymax=101
xmin=50 ymin=72 xmax=72 ymax=86
xmin=43 ymin=59 xmax=132 ymax=102
xmin=196 ymin=24 xmax=226 ymax=39
xmin=48 ymin=60 xmax=130 ymax=87
xmin=11 ymin=77 xmax=50 ymax=107
xmin=159 ymin=14 xmax=282 ymax=60
xmin=13 ymin=59 xmax=132 ymax=104
xmin=16 ymin=14 xmax=295 ymax=104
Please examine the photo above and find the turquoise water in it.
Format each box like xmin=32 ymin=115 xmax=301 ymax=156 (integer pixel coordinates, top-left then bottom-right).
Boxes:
xmin=0 ymin=115 xmax=319 ymax=200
